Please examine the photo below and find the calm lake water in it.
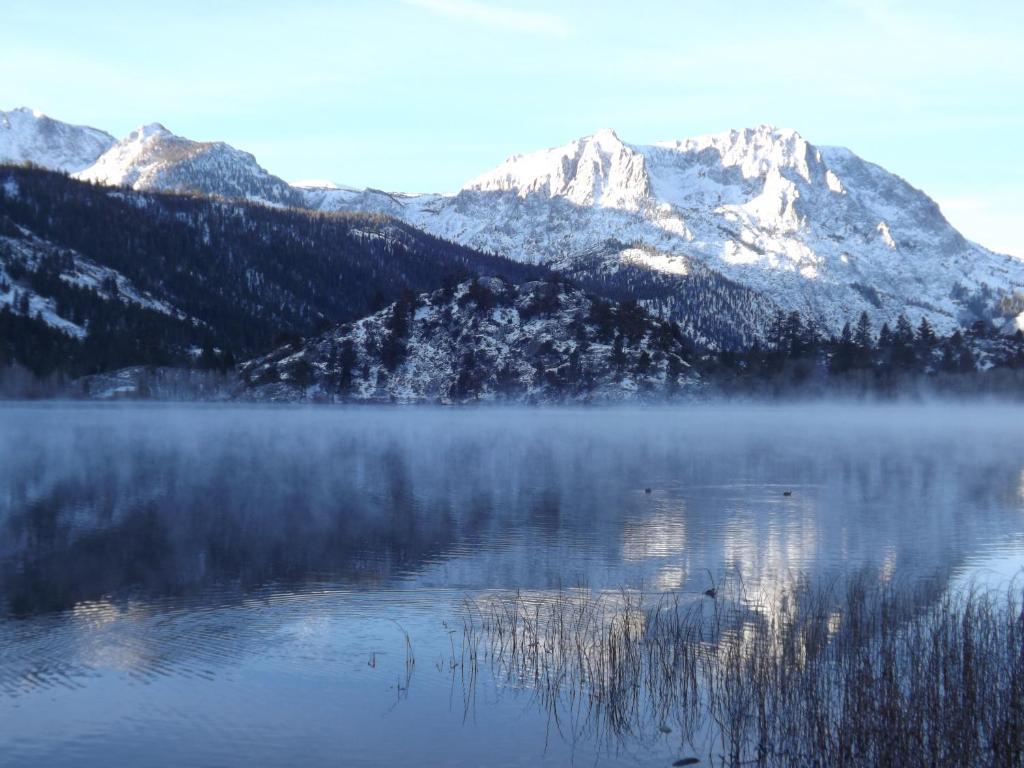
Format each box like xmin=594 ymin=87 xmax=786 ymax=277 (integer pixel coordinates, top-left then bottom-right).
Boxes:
xmin=1 ymin=403 xmax=1023 ymax=766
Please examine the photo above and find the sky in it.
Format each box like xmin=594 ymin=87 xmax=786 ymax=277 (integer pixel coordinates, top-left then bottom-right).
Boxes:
xmin=3 ymin=0 xmax=1022 ymax=255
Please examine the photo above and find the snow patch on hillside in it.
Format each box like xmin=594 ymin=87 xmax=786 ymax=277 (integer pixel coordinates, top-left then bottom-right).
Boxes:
xmin=0 ymin=227 xmax=189 ymax=338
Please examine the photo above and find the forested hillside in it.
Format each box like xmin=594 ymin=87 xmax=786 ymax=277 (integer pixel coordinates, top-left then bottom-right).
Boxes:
xmin=556 ymin=245 xmax=777 ymax=350
xmin=0 ymin=166 xmax=544 ymax=380
xmin=240 ymin=276 xmax=701 ymax=403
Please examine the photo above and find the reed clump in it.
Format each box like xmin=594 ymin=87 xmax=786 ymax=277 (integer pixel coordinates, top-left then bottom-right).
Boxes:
xmin=460 ymin=574 xmax=1024 ymax=767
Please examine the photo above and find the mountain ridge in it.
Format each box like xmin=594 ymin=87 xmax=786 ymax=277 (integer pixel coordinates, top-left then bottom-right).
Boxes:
xmin=303 ymin=124 xmax=1024 ymax=336
xmin=74 ymin=121 xmax=303 ymax=206
xmin=4 ymin=108 xmax=1022 ymax=340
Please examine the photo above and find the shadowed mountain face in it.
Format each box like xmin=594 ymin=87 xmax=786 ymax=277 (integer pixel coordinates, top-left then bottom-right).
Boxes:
xmin=0 ymin=167 xmax=545 ymax=377
xmin=0 ymin=108 xmax=115 ymax=173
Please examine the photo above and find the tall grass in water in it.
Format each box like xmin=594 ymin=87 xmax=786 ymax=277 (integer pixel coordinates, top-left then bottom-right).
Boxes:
xmin=461 ymin=575 xmax=1024 ymax=767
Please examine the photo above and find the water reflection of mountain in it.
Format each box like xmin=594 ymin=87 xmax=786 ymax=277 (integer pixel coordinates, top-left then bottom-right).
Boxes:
xmin=1 ymin=405 xmax=1023 ymax=616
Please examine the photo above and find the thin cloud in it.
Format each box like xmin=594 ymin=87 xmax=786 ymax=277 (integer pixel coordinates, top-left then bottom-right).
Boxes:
xmin=403 ymin=0 xmax=569 ymax=37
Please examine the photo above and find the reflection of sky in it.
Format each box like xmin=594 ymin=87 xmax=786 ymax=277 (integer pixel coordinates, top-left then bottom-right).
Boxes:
xmin=654 ymin=565 xmax=686 ymax=591
xmin=621 ymin=505 xmax=687 ymax=562
xmin=951 ymin=539 xmax=1024 ymax=592
xmin=947 ymin=466 xmax=1024 ymax=591
xmin=721 ymin=509 xmax=819 ymax=584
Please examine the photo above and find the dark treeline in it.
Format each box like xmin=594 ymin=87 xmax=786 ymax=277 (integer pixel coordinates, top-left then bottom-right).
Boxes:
xmin=0 ymin=165 xmax=544 ymax=379
xmin=561 ymin=243 xmax=775 ymax=350
xmin=709 ymin=309 xmax=1024 ymax=396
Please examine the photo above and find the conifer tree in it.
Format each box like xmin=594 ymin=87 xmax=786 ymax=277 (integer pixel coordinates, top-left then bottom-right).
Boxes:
xmin=853 ymin=312 xmax=874 ymax=369
xmin=891 ymin=314 xmax=917 ymax=371
xmin=916 ymin=316 xmax=936 ymax=348
xmin=878 ymin=322 xmax=893 ymax=350
xmin=830 ymin=323 xmax=856 ymax=375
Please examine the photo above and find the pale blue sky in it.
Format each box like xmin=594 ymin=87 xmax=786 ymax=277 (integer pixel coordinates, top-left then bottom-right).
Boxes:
xmin=3 ymin=0 xmax=1022 ymax=254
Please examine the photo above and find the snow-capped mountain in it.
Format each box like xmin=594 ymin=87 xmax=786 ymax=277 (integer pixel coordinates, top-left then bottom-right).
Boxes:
xmin=74 ymin=122 xmax=302 ymax=206
xmin=306 ymin=126 xmax=1024 ymax=336
xmin=4 ymin=108 xmax=1022 ymax=340
xmin=0 ymin=108 xmax=298 ymax=205
xmin=0 ymin=108 xmax=115 ymax=173
xmin=240 ymin=277 xmax=699 ymax=403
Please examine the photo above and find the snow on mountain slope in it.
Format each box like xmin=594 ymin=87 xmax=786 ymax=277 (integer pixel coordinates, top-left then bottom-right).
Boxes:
xmin=0 ymin=108 xmax=115 ymax=173
xmin=0 ymin=221 xmax=187 ymax=338
xmin=1004 ymin=311 xmax=1024 ymax=336
xmin=467 ymin=128 xmax=652 ymax=210
xmin=75 ymin=123 xmax=302 ymax=207
xmin=240 ymin=277 xmax=699 ymax=403
xmin=307 ymin=125 xmax=1024 ymax=335
xmin=6 ymin=109 xmax=1021 ymax=338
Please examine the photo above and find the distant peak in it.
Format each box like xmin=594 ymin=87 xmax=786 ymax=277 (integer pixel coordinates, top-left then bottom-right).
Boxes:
xmin=752 ymin=123 xmax=793 ymax=134
xmin=588 ymin=127 xmax=625 ymax=148
xmin=127 ymin=123 xmax=173 ymax=142
xmin=292 ymin=178 xmax=342 ymax=190
xmin=725 ymin=124 xmax=806 ymax=145
xmin=4 ymin=107 xmax=48 ymax=120
xmin=652 ymin=123 xmax=810 ymax=152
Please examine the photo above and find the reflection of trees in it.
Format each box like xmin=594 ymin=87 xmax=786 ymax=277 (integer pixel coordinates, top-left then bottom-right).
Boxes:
xmin=1 ymin=407 xmax=1023 ymax=618
xmin=0 ymin=430 xmax=464 ymax=615
xmin=0 ymin=409 xmax=647 ymax=614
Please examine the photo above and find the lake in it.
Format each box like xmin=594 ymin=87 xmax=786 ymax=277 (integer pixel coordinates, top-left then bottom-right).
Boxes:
xmin=1 ymin=403 xmax=1023 ymax=766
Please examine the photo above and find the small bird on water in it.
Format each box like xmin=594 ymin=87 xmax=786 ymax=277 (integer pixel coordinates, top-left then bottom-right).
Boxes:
xmin=783 ymin=490 xmax=793 ymax=496
xmin=703 ymin=587 xmax=717 ymax=599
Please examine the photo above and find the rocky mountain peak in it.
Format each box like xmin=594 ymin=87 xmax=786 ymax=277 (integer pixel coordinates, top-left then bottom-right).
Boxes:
xmin=0 ymin=106 xmax=115 ymax=173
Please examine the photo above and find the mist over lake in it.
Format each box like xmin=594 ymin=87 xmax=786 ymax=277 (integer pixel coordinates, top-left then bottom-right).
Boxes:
xmin=1 ymin=403 xmax=1023 ymax=766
